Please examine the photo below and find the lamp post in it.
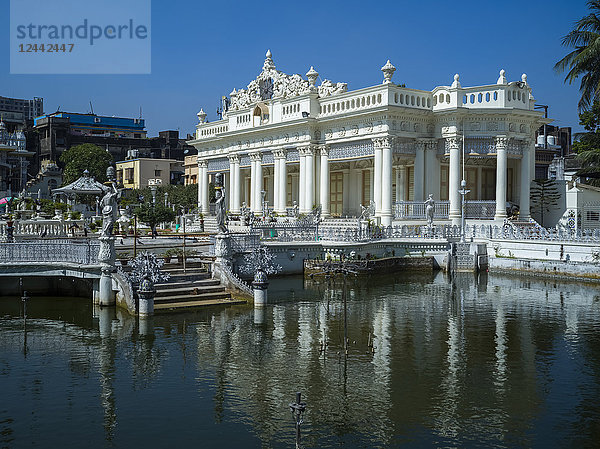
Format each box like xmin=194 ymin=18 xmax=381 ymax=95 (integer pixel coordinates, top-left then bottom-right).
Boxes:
xmin=164 ymin=192 xmax=168 ymax=207
xmin=261 ymin=190 xmax=267 ymax=218
xmin=289 ymin=392 xmax=306 ymax=449
xmin=459 ymin=179 xmax=470 ymax=243
xmin=181 ymin=207 xmax=186 ymax=274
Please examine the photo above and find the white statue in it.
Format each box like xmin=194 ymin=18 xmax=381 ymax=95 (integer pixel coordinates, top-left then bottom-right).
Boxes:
xmin=425 ymin=194 xmax=435 ymax=226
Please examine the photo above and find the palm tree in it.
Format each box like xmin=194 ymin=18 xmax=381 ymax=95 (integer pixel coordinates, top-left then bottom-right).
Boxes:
xmin=555 ymin=1 xmax=600 ymax=111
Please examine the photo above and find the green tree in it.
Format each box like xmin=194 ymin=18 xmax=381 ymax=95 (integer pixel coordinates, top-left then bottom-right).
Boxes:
xmin=568 ymin=100 xmax=600 ymax=185
xmin=161 ymin=184 xmax=198 ymax=212
xmin=555 ymin=1 xmax=600 ymax=111
xmin=59 ymin=144 xmax=113 ymax=186
xmin=530 ymin=179 xmax=562 ymax=226
xmin=134 ymin=202 xmax=175 ymax=238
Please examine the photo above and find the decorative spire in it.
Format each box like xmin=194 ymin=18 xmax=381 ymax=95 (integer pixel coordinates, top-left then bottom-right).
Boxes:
xmin=451 ymin=73 xmax=461 ymax=88
xmin=306 ymin=66 xmax=319 ymax=89
xmin=497 ymin=69 xmax=507 ymax=85
xmin=263 ymin=49 xmax=276 ymax=71
xmin=381 ymin=60 xmax=396 ymax=84
xmin=521 ymin=73 xmax=528 ymax=85
xmin=197 ymin=108 xmax=207 ymax=123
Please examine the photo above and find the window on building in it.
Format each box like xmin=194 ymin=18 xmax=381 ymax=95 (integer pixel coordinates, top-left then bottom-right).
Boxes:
xmin=287 ymin=175 xmax=293 ymax=207
xmin=481 ymin=168 xmax=496 ymax=200
xmin=587 ymin=211 xmax=600 ymax=222
xmin=125 ymin=168 xmax=134 ymax=182
xmin=440 ymin=166 xmax=449 ymax=200
xmin=407 ymin=167 xmax=414 ymax=201
xmin=134 ymin=133 xmax=141 ymax=138
xmin=154 ymin=169 xmax=162 ymax=177
xmin=362 ymin=170 xmax=371 ymax=206
xmin=116 ymin=169 xmax=123 ymax=183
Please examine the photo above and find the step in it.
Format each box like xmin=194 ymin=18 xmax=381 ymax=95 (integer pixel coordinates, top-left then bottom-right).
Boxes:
xmin=154 ymin=297 xmax=246 ymax=312
xmin=165 ymin=272 xmax=211 ymax=282
xmin=155 ymin=285 xmax=225 ymax=297
xmin=164 ymin=267 xmax=209 ymax=275
xmin=154 ymin=291 xmax=231 ymax=304
xmin=154 ymin=279 xmax=220 ymax=289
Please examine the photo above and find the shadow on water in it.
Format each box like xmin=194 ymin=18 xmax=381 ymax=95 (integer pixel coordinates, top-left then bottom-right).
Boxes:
xmin=2 ymin=270 xmax=600 ymax=448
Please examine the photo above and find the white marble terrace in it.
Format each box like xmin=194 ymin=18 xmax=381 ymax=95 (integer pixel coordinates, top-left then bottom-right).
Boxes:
xmin=189 ymin=51 xmax=547 ymax=226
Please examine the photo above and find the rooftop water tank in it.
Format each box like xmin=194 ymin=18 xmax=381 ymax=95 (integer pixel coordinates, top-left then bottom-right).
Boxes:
xmin=547 ymin=135 xmax=556 ymax=146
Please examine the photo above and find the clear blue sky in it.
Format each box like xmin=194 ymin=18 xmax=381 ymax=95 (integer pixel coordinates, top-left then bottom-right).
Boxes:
xmin=0 ymin=0 xmax=591 ymax=137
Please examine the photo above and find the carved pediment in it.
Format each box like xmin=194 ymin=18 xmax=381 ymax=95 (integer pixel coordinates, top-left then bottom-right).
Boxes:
xmin=228 ymin=50 xmax=347 ymax=112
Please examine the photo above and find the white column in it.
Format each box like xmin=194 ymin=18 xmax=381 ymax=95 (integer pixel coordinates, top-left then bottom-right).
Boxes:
xmin=373 ymin=141 xmax=382 ymax=215
xmin=380 ymin=138 xmax=393 ymax=226
xmin=278 ymin=151 xmax=287 ymax=214
xmin=398 ymin=165 xmax=406 ymax=201
xmin=254 ymin=153 xmax=263 ymax=214
xmin=233 ymin=157 xmax=241 ymax=213
xmin=197 ymin=158 xmax=205 ymax=211
xmin=425 ymin=140 xmax=440 ymax=200
xmin=198 ymin=160 xmax=209 ymax=215
xmin=273 ymin=157 xmax=280 ymax=212
xmin=495 ymin=137 xmax=508 ymax=220
xmin=249 ymin=157 xmax=256 ymax=212
xmin=520 ymin=140 xmax=532 ymax=220
xmin=320 ymin=146 xmax=330 ymax=217
xmin=414 ymin=141 xmax=425 ymax=202
xmin=305 ymin=147 xmax=315 ymax=213
xmin=228 ymin=155 xmax=237 ymax=213
xmin=299 ymin=151 xmax=306 ymax=212
xmin=448 ymin=137 xmax=461 ymax=225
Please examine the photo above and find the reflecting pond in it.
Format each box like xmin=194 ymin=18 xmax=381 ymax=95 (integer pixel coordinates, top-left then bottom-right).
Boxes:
xmin=1 ymin=272 xmax=600 ymax=448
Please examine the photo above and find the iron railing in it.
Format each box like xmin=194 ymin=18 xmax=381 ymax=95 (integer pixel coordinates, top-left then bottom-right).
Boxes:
xmin=0 ymin=240 xmax=100 ymax=264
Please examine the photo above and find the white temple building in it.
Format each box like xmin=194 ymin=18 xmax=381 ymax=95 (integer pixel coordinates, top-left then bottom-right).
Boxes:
xmin=189 ymin=51 xmax=547 ymax=226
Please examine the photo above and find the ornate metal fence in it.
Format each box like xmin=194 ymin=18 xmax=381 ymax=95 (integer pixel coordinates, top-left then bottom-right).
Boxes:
xmin=0 ymin=240 xmax=100 ymax=264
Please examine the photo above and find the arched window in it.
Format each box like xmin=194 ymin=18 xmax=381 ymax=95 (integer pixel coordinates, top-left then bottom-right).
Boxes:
xmin=253 ymin=103 xmax=269 ymax=126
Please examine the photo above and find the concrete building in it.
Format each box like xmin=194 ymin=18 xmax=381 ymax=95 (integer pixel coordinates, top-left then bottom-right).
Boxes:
xmin=0 ymin=95 xmax=44 ymax=127
xmin=189 ymin=51 xmax=547 ymax=225
xmin=535 ymin=125 xmax=572 ymax=180
xmin=115 ymin=158 xmax=182 ymax=189
xmin=0 ymin=119 xmax=33 ymax=197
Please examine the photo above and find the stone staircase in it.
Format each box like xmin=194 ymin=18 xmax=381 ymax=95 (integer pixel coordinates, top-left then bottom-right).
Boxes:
xmin=153 ymin=262 xmax=246 ymax=312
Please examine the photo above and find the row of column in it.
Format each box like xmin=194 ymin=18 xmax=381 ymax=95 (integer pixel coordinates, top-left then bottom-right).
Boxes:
xmin=198 ymin=134 xmax=533 ymax=224
xmin=446 ymin=135 xmax=532 ymax=224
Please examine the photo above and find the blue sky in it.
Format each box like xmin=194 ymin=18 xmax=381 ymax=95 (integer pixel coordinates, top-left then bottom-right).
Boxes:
xmin=0 ymin=0 xmax=591 ymax=137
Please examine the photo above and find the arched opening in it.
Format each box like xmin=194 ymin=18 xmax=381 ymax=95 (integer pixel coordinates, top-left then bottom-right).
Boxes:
xmin=253 ymin=103 xmax=269 ymax=126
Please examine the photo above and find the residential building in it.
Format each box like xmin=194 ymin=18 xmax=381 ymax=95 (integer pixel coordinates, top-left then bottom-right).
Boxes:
xmin=189 ymin=51 xmax=546 ymax=225
xmin=116 ymin=158 xmax=182 ymax=190
xmin=184 ymin=154 xmax=198 ymax=185
xmin=535 ymin=125 xmax=572 ymax=180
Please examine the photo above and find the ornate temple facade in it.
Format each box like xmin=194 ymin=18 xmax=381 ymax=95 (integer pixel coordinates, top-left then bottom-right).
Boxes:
xmin=189 ymin=51 xmax=546 ymax=225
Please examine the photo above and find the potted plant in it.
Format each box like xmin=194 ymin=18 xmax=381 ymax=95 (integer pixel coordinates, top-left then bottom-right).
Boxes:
xmin=163 ymin=248 xmax=178 ymax=264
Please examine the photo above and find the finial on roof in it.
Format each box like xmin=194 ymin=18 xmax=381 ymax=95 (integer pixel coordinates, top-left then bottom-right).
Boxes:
xmin=381 ymin=60 xmax=396 ymax=84
xmin=263 ymin=49 xmax=275 ymax=71
xmin=83 ymin=169 xmax=89 ymax=176
xmin=197 ymin=108 xmax=207 ymax=123
xmin=497 ymin=69 xmax=507 ymax=85
xmin=451 ymin=73 xmax=461 ymax=88
xmin=521 ymin=73 xmax=528 ymax=85
xmin=306 ymin=66 xmax=319 ymax=89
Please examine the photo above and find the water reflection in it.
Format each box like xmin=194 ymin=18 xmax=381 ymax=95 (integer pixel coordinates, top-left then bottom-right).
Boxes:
xmin=1 ymin=273 xmax=600 ymax=447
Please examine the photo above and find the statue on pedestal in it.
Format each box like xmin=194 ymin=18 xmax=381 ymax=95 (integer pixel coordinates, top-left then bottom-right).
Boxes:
xmin=425 ymin=194 xmax=435 ymax=227
xmin=214 ymin=173 xmax=228 ymax=234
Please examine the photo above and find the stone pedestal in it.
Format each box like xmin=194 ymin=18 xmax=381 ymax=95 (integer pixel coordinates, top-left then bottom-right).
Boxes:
xmin=98 ymin=236 xmax=116 ymax=306
xmin=252 ymin=269 xmax=269 ymax=307
xmin=138 ymin=275 xmax=155 ymax=317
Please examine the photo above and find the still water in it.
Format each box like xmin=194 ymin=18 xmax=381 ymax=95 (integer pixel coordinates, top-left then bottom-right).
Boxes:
xmin=1 ymin=272 xmax=600 ymax=448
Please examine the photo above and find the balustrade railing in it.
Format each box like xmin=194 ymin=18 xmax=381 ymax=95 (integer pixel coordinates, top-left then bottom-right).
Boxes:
xmin=464 ymin=201 xmax=496 ymax=219
xmin=0 ymin=240 xmax=100 ymax=264
xmin=394 ymin=201 xmax=449 ymax=219
xmin=0 ymin=219 xmax=86 ymax=237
